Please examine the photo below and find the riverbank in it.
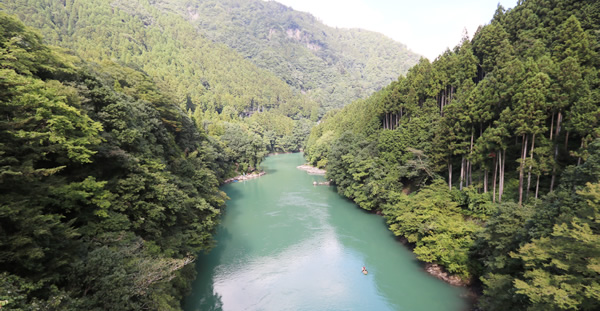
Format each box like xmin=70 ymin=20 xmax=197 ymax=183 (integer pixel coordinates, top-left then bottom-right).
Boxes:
xmin=297 ymin=164 xmax=326 ymax=175
xmin=267 ymin=151 xmax=297 ymax=156
xmin=223 ymin=171 xmax=266 ymax=184
xmin=299 ymin=162 xmax=471 ymax=293
xmin=394 ymin=236 xmax=478 ymax=309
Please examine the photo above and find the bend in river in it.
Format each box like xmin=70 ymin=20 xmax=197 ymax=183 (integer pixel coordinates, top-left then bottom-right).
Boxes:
xmin=184 ymin=153 xmax=468 ymax=311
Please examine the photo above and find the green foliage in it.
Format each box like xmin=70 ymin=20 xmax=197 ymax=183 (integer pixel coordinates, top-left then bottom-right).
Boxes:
xmin=0 ymin=12 xmax=226 ymax=309
xmin=218 ymin=122 xmax=267 ymax=173
xmin=512 ymin=182 xmax=600 ymax=310
xmin=305 ymin=0 xmax=600 ymax=308
xmin=383 ymin=180 xmax=482 ymax=279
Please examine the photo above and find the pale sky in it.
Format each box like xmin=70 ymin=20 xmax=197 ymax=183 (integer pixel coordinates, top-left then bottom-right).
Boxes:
xmin=270 ymin=0 xmax=517 ymax=60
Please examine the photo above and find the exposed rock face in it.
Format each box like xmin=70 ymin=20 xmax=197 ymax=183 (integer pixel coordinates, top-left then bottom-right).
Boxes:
xmin=285 ymin=28 xmax=322 ymax=51
xmin=286 ymin=28 xmax=302 ymax=40
xmin=187 ymin=7 xmax=199 ymax=20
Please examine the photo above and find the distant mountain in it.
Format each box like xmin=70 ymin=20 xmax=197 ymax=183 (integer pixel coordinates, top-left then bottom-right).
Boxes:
xmin=152 ymin=0 xmax=421 ymax=110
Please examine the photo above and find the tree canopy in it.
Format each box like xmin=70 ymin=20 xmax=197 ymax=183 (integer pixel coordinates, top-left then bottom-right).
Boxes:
xmin=0 ymin=12 xmax=228 ymax=309
xmin=305 ymin=0 xmax=600 ymax=309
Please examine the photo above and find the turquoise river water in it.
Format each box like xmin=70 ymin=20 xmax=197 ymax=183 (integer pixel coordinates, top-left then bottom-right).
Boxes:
xmin=184 ymin=153 xmax=468 ymax=311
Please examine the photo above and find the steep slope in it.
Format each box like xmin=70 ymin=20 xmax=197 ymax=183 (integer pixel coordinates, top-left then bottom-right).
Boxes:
xmin=151 ymin=0 xmax=421 ymax=111
xmin=0 ymin=12 xmax=228 ymax=309
xmin=1 ymin=0 xmax=317 ymax=119
xmin=305 ymin=0 xmax=600 ymax=310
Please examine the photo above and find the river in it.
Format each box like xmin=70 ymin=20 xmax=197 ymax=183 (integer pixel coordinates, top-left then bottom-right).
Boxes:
xmin=183 ymin=153 xmax=468 ymax=311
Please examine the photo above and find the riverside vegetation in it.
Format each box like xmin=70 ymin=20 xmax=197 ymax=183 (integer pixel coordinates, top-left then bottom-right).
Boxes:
xmin=0 ymin=11 xmax=228 ymax=309
xmin=306 ymin=0 xmax=600 ymax=310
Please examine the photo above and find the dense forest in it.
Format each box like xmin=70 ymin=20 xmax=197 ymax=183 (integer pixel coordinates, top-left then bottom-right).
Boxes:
xmin=0 ymin=11 xmax=231 ymax=309
xmin=305 ymin=0 xmax=600 ymax=309
xmin=158 ymin=0 xmax=421 ymax=110
xmin=1 ymin=0 xmax=320 ymax=171
xmin=1 ymin=0 xmax=419 ymax=169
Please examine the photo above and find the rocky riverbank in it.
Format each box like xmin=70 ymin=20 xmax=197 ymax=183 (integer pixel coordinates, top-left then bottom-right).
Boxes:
xmin=394 ymin=236 xmax=470 ymax=286
xmin=297 ymin=164 xmax=326 ymax=175
xmin=223 ymin=171 xmax=266 ymax=184
xmin=424 ymin=263 xmax=468 ymax=287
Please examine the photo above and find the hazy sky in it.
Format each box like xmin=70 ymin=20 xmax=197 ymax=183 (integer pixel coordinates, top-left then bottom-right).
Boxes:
xmin=271 ymin=0 xmax=517 ymax=60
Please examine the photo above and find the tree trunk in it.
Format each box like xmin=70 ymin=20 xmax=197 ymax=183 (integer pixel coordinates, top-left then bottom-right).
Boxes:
xmin=550 ymin=111 xmax=562 ymax=192
xmin=526 ymin=133 xmax=536 ymax=199
xmin=439 ymin=92 xmax=442 ymax=116
xmin=469 ymin=127 xmax=474 ymax=186
xmin=535 ymin=174 xmax=540 ymax=200
xmin=556 ymin=111 xmax=562 ymax=137
xmin=460 ymin=156 xmax=465 ymax=190
xmin=550 ymin=136 xmax=558 ymax=192
xmin=448 ymin=161 xmax=452 ymax=190
xmin=564 ymin=130 xmax=569 ymax=150
xmin=499 ymin=149 xmax=506 ymax=203
xmin=465 ymin=160 xmax=469 ymax=187
xmin=484 ymin=167 xmax=488 ymax=193
xmin=550 ymin=111 xmax=555 ymax=140
xmin=518 ymin=134 xmax=528 ymax=206
xmin=387 ymin=113 xmax=390 ymax=129
xmin=492 ymin=154 xmax=498 ymax=203
xmin=442 ymin=94 xmax=445 ymax=115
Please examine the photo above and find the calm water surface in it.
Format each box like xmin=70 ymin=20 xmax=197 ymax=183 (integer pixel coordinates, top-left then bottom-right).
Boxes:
xmin=184 ymin=153 xmax=468 ymax=311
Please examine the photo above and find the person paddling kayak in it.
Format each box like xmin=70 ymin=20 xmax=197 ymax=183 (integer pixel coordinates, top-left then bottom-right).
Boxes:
xmin=362 ymin=266 xmax=368 ymax=275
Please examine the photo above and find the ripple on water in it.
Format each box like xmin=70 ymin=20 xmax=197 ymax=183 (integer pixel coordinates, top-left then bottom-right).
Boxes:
xmin=184 ymin=154 xmax=468 ymax=311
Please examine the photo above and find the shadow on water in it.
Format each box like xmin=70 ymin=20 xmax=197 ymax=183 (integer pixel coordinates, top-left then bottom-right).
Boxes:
xmin=220 ymin=185 xmax=242 ymax=203
xmin=262 ymin=167 xmax=277 ymax=174
xmin=321 ymin=180 xmax=472 ymax=310
xmin=183 ymin=226 xmax=234 ymax=311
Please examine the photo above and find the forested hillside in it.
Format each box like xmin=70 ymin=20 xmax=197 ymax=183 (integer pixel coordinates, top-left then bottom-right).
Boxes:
xmin=2 ymin=0 xmax=325 ymax=169
xmin=305 ymin=0 xmax=600 ymax=309
xmin=149 ymin=0 xmax=421 ymax=111
xmin=0 ymin=12 xmax=230 ymax=309
xmin=2 ymin=0 xmax=317 ymax=119
xmin=2 ymin=0 xmax=421 ymax=116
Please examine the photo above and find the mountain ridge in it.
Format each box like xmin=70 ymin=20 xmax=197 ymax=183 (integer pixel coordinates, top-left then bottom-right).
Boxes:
xmin=152 ymin=0 xmax=421 ymax=111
